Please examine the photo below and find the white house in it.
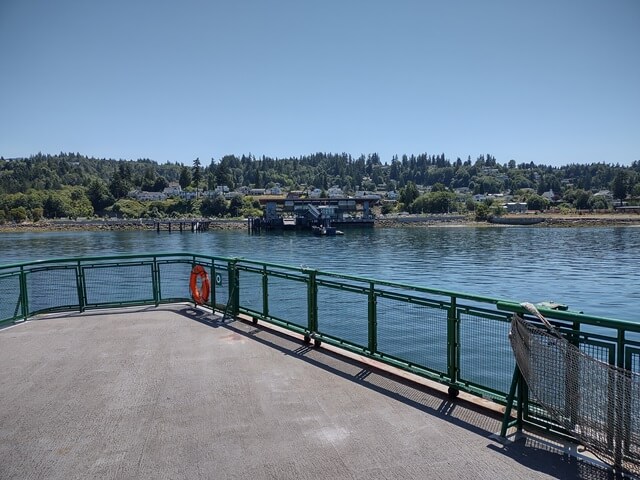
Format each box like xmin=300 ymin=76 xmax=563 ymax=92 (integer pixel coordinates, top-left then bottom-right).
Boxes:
xmin=593 ymin=190 xmax=613 ymax=201
xmin=163 ymin=182 xmax=182 ymax=197
xmin=386 ymin=191 xmax=399 ymax=200
xmin=328 ymin=186 xmax=344 ymax=198
xmin=504 ymin=202 xmax=528 ymax=213
xmin=131 ymin=190 xmax=167 ymax=201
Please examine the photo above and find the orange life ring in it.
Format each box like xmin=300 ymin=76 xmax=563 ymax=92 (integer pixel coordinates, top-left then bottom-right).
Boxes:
xmin=190 ymin=265 xmax=210 ymax=305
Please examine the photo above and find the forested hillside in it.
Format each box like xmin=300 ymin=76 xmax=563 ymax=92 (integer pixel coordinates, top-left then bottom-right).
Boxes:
xmin=1 ymin=152 xmax=639 ymax=222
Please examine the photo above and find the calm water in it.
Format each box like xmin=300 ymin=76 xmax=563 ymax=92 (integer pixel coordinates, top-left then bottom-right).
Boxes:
xmin=1 ymin=226 xmax=638 ymax=322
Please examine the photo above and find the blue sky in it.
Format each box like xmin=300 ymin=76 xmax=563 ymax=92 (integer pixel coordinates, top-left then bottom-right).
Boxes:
xmin=1 ymin=0 xmax=638 ymax=167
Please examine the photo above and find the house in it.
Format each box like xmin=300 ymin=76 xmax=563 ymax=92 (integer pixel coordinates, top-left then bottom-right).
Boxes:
xmin=180 ymin=191 xmax=197 ymax=200
xmin=327 ymin=186 xmax=344 ymax=198
xmin=130 ymin=190 xmax=167 ymax=201
xmin=354 ymin=191 xmax=381 ymax=201
xmin=163 ymin=182 xmax=182 ymax=197
xmin=593 ymin=190 xmax=613 ymax=202
xmin=504 ymin=202 xmax=528 ymax=213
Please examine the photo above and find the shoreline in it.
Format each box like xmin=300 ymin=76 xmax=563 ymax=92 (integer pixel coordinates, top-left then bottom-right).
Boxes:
xmin=1 ymin=213 xmax=639 ymax=232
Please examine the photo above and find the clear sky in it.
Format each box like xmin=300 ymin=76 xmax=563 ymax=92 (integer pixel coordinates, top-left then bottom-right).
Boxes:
xmin=1 ymin=0 xmax=638 ymax=167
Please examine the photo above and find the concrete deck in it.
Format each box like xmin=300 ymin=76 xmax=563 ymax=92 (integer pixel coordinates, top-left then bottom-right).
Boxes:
xmin=0 ymin=305 xmax=613 ymax=479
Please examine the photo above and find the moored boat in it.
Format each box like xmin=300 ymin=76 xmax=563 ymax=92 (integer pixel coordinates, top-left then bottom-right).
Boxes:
xmin=312 ymin=225 xmax=344 ymax=236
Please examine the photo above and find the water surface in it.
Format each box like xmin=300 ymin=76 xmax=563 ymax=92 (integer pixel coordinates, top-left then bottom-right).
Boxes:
xmin=1 ymin=226 xmax=638 ymax=321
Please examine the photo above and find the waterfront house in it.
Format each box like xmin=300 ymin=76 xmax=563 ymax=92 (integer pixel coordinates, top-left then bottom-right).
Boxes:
xmin=309 ymin=188 xmax=322 ymax=199
xmin=504 ymin=202 xmax=528 ymax=213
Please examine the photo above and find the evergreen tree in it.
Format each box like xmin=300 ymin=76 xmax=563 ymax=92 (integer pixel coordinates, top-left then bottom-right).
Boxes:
xmin=192 ymin=158 xmax=202 ymax=192
xmin=179 ymin=166 xmax=192 ymax=189
xmin=109 ymin=171 xmax=131 ymax=199
xmin=87 ymin=179 xmax=115 ymax=211
xmin=611 ymin=171 xmax=628 ymax=206
xmin=400 ymin=182 xmax=419 ymax=207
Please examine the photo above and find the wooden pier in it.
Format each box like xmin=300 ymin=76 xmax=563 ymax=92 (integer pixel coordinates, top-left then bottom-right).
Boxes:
xmin=154 ymin=220 xmax=211 ymax=233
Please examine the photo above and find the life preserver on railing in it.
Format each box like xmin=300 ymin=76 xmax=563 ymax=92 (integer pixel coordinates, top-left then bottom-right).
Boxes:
xmin=189 ymin=265 xmax=210 ymax=305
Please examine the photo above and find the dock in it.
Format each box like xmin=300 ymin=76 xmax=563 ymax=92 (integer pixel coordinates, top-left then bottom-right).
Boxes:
xmin=154 ymin=219 xmax=211 ymax=232
xmin=0 ymin=305 xmax=610 ymax=480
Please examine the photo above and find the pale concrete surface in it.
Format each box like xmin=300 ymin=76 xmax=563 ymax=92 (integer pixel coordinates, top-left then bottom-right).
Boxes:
xmin=0 ymin=305 xmax=615 ymax=479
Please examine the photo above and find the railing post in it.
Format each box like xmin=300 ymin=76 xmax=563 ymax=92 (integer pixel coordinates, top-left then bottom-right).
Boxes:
xmin=152 ymin=257 xmax=160 ymax=306
xmin=19 ymin=266 xmax=28 ymax=321
xmin=75 ymin=261 xmax=86 ymax=313
xmin=303 ymin=268 xmax=317 ymax=341
xmin=262 ymin=265 xmax=269 ymax=318
xmin=447 ymin=296 xmax=459 ymax=395
xmin=500 ymin=366 xmax=524 ymax=437
xmin=228 ymin=258 xmax=240 ymax=316
xmin=368 ymin=282 xmax=377 ymax=354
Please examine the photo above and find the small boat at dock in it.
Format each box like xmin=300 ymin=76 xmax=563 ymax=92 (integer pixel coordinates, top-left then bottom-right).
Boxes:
xmin=312 ymin=225 xmax=344 ymax=236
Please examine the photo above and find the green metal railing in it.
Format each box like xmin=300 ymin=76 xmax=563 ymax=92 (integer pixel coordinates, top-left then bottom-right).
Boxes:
xmin=2 ymin=252 xmax=639 ymax=448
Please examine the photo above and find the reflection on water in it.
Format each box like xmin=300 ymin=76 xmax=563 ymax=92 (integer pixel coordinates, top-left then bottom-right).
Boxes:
xmin=1 ymin=226 xmax=638 ymax=321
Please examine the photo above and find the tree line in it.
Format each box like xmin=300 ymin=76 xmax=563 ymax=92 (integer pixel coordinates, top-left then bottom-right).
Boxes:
xmin=1 ymin=151 xmax=639 ymax=222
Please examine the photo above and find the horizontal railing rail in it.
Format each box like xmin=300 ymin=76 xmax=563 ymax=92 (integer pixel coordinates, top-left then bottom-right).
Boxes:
xmin=2 ymin=252 xmax=639 ymax=461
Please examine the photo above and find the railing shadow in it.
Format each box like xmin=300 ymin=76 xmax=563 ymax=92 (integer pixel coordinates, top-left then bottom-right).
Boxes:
xmin=175 ymin=307 xmax=623 ymax=480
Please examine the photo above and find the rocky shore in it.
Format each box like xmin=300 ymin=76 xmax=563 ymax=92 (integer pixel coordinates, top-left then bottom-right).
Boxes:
xmin=0 ymin=214 xmax=638 ymax=232
xmin=0 ymin=219 xmax=247 ymax=232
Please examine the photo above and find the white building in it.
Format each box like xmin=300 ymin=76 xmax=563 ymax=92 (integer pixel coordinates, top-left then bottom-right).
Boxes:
xmin=131 ymin=190 xmax=167 ymax=201
xmin=328 ymin=186 xmax=344 ymax=198
xmin=163 ymin=182 xmax=182 ymax=197
xmin=386 ymin=191 xmax=399 ymax=200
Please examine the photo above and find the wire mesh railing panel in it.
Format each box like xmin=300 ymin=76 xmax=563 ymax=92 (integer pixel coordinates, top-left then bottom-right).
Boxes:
xmin=211 ymin=265 xmax=230 ymax=311
xmin=376 ymin=296 xmax=448 ymax=374
xmin=238 ymin=269 xmax=264 ymax=315
xmin=459 ymin=310 xmax=514 ymax=395
xmin=317 ymin=284 xmax=368 ymax=349
xmin=265 ymin=275 xmax=307 ymax=328
xmin=629 ymin=348 xmax=640 ymax=375
xmin=579 ymin=340 xmax=615 ymax=365
xmin=27 ymin=267 xmax=79 ymax=313
xmin=84 ymin=263 xmax=154 ymax=306
xmin=627 ymin=348 xmax=640 ymax=463
xmin=0 ymin=273 xmax=22 ymax=323
xmin=628 ymin=372 xmax=640 ymax=467
xmin=157 ymin=261 xmax=193 ymax=302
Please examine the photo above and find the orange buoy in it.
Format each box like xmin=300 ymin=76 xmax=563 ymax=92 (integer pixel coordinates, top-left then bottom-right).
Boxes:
xmin=189 ymin=265 xmax=210 ymax=305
